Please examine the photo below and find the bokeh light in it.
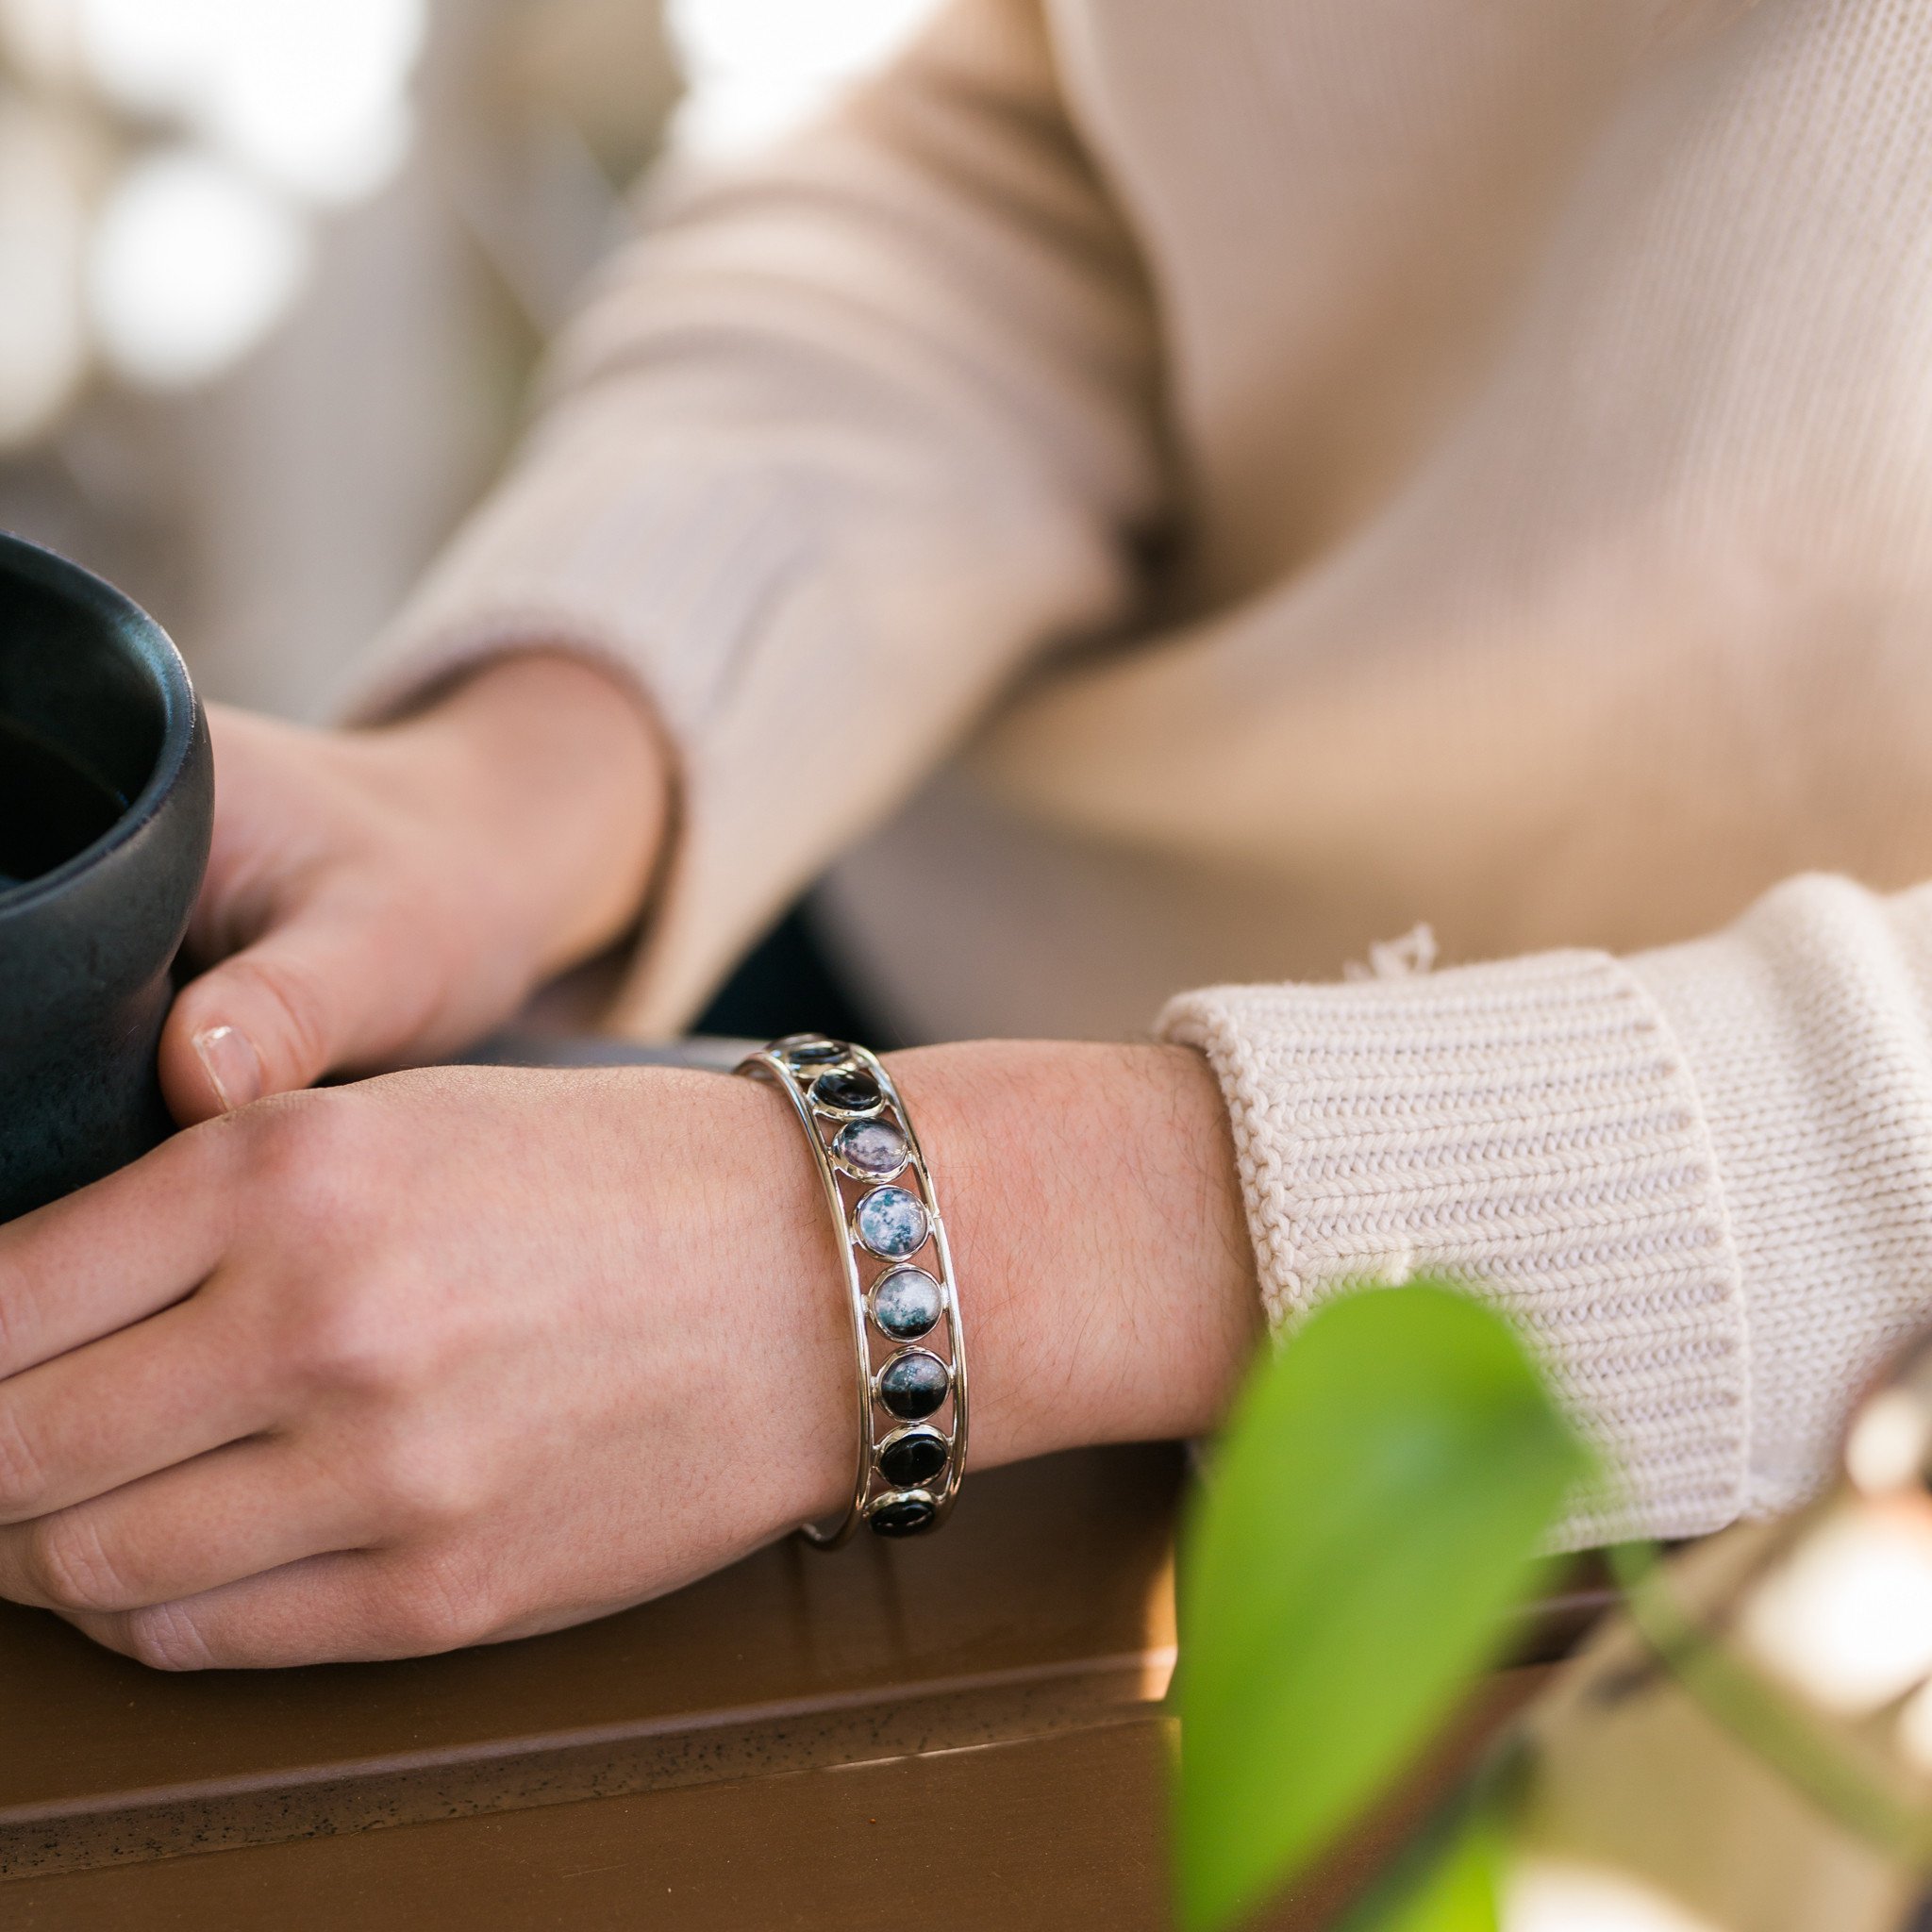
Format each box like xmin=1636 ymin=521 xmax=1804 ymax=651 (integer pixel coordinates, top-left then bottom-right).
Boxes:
xmin=88 ymin=147 xmax=311 ymax=390
xmin=1507 ymin=1858 xmax=1722 ymax=1932
xmin=0 ymin=0 xmax=935 ymax=425
xmin=0 ymin=0 xmax=424 ymax=414
xmin=72 ymin=0 xmax=426 ymax=206
xmin=666 ymin=0 xmax=940 ymax=158
xmin=1740 ymin=1507 xmax=1932 ymax=1715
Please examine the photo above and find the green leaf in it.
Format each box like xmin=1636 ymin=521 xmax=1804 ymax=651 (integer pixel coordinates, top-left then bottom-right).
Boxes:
xmin=1174 ymin=1281 xmax=1588 ymax=1932
xmin=1338 ymin=1752 xmax=1524 ymax=1932
xmin=1350 ymin=1799 xmax=1504 ymax=1932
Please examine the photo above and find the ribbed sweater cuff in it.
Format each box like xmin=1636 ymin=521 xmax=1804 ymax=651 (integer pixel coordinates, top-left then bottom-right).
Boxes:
xmin=1158 ymin=952 xmax=1748 ymax=1547
xmin=1628 ymin=875 xmax=1932 ymax=1524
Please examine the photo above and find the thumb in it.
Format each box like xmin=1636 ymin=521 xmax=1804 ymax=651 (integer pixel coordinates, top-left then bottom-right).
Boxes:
xmin=159 ymin=906 xmax=416 ymax=1126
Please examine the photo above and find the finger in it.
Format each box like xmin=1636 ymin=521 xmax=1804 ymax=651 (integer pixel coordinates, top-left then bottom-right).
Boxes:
xmin=67 ymin=1547 xmax=493 ymax=1671
xmin=160 ymin=899 xmax=431 ymax=1125
xmin=0 ymin=1123 xmax=235 ymax=1378
xmin=0 ymin=1439 xmax=370 ymax=1615
xmin=0 ymin=1285 xmax=276 ymax=1523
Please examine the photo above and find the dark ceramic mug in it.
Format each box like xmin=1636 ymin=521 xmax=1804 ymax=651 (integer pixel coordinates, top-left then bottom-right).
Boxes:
xmin=0 ymin=532 xmax=213 ymax=1224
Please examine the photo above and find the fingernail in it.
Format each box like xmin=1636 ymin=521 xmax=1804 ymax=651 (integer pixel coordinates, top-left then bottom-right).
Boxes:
xmin=193 ymin=1024 xmax=262 ymax=1112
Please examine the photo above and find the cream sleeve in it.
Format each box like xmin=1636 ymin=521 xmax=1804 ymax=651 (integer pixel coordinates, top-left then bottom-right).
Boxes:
xmin=1161 ymin=873 xmax=1932 ymax=1548
xmin=347 ymin=0 xmax=1164 ymax=1031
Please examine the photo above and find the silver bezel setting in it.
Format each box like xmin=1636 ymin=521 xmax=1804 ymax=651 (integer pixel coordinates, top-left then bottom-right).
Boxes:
xmin=876 ymin=1423 xmax=950 ymax=1487
xmin=874 ymin=1346 xmax=951 ymax=1419
xmin=864 ymin=1488 xmax=940 ymax=1534
xmin=809 ymin=1070 xmax=886 ymax=1118
xmin=773 ymin=1034 xmax=852 ymax=1069
xmin=867 ymin=1265 xmax=943 ymax=1341
xmin=736 ymin=1039 xmax=970 ymax=1547
xmin=831 ymin=1116 xmax=912 ymax=1183
xmin=851 ymin=1185 xmax=929 ymax=1260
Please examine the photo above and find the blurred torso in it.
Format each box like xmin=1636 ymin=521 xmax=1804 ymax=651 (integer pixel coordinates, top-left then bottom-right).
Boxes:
xmin=826 ymin=0 xmax=1932 ymax=1039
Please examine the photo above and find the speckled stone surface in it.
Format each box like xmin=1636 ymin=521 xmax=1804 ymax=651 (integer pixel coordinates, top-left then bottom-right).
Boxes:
xmin=870 ymin=1267 xmax=941 ymax=1341
xmin=856 ymin=1186 xmax=928 ymax=1259
xmin=878 ymin=1349 xmax=949 ymax=1420
xmin=833 ymin=1117 xmax=909 ymax=1179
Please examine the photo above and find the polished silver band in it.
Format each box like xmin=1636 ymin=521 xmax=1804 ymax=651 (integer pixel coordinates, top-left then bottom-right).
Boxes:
xmin=737 ymin=1035 xmax=969 ymax=1547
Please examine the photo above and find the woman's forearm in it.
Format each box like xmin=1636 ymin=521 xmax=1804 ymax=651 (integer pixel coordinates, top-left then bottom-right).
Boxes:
xmin=885 ymin=1040 xmax=1262 ymax=1470
xmin=385 ymin=652 xmax=674 ymax=981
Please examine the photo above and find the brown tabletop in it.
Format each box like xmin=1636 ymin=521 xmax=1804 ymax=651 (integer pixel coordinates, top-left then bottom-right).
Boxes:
xmin=0 ymin=1445 xmax=1185 ymax=1921
xmin=0 ymin=1440 xmax=1598 ymax=1929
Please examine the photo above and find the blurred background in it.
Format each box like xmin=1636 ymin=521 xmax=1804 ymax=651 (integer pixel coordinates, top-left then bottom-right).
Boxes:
xmin=0 ymin=0 xmax=941 ymax=720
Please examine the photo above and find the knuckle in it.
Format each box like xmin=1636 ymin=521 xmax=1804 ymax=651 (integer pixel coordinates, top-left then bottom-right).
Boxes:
xmin=0 ymin=1404 xmax=46 ymax=1518
xmin=229 ymin=1108 xmax=380 ymax=1298
xmin=25 ymin=1515 xmax=129 ymax=1613
xmin=225 ymin=951 xmax=336 ymax=1086
xmin=276 ymin=1287 xmax=399 ymax=1398
xmin=242 ymin=1091 xmax=363 ymax=1221
xmin=269 ymin=1284 xmax=438 ymax=1415
xmin=364 ymin=1441 xmax=482 ymax=1535
xmin=123 ymin=1601 xmax=215 ymax=1673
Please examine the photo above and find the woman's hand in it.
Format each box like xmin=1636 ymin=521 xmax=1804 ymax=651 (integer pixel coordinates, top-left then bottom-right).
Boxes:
xmin=161 ymin=655 xmax=669 ymax=1127
xmin=0 ymin=1064 xmax=851 ymax=1667
xmin=0 ymin=1042 xmax=1256 ymax=1669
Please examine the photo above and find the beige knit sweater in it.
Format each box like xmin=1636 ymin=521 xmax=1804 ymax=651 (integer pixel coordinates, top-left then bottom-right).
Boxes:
xmin=355 ymin=0 xmax=1932 ymax=1545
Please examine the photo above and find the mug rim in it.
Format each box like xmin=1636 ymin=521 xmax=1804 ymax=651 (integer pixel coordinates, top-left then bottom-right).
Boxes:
xmin=0 ymin=530 xmax=201 ymax=919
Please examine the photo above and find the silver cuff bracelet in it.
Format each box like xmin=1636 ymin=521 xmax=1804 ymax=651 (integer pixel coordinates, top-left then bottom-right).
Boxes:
xmin=737 ymin=1034 xmax=969 ymax=1546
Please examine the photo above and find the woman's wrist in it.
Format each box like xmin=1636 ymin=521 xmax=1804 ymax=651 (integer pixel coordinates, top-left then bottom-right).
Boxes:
xmin=882 ymin=1039 xmax=1261 ymax=1474
xmin=376 ymin=652 xmax=673 ymax=981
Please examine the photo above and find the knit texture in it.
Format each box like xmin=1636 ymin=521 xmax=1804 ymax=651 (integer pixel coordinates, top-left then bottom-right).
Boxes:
xmin=348 ymin=0 xmax=1932 ymax=1536
xmin=1629 ymin=876 xmax=1932 ymax=1521
xmin=1158 ymin=953 xmax=1747 ymax=1547
xmin=353 ymin=0 xmax=1932 ymax=1042
xmin=350 ymin=0 xmax=1158 ymax=1030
